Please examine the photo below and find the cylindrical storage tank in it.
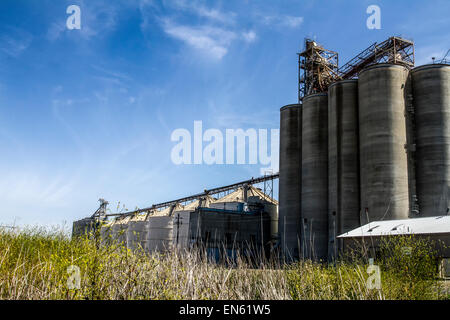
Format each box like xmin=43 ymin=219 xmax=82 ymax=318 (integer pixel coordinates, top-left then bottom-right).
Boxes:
xmin=301 ymin=93 xmax=328 ymax=261
xmin=100 ymin=223 xmax=114 ymax=246
xmin=279 ymin=104 xmax=302 ymax=260
xmin=264 ymin=203 xmax=279 ymax=243
xmin=412 ymin=64 xmax=450 ymax=217
xmin=111 ymin=222 xmax=129 ymax=246
xmin=72 ymin=218 xmax=95 ymax=238
xmin=127 ymin=221 xmax=150 ymax=252
xmin=359 ymin=64 xmax=410 ymax=223
xmin=147 ymin=216 xmax=174 ymax=253
xmin=328 ymin=80 xmax=360 ymax=260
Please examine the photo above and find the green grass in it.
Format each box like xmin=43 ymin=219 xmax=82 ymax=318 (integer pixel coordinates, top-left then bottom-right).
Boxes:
xmin=0 ymin=227 xmax=447 ymax=300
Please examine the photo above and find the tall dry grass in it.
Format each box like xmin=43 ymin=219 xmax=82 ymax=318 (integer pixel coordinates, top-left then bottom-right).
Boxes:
xmin=0 ymin=227 xmax=447 ymax=300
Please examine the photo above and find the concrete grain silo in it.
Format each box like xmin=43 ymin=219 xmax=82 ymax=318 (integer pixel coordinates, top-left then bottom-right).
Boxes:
xmin=111 ymin=217 xmax=131 ymax=246
xmin=358 ymin=64 xmax=410 ymax=224
xmin=412 ymin=64 xmax=450 ymax=217
xmin=147 ymin=204 xmax=182 ymax=253
xmin=279 ymin=104 xmax=302 ymax=260
xmin=328 ymin=80 xmax=360 ymax=260
xmin=264 ymin=202 xmax=279 ymax=244
xmin=100 ymin=221 xmax=114 ymax=245
xmin=147 ymin=216 xmax=175 ymax=253
xmin=301 ymin=93 xmax=328 ymax=261
xmin=72 ymin=218 xmax=95 ymax=238
xmin=127 ymin=216 xmax=150 ymax=252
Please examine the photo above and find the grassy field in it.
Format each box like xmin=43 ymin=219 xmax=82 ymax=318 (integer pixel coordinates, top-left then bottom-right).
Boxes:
xmin=0 ymin=227 xmax=448 ymax=300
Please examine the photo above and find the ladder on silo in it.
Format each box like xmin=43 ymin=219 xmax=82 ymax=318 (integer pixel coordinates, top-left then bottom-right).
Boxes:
xmin=405 ymin=83 xmax=420 ymax=216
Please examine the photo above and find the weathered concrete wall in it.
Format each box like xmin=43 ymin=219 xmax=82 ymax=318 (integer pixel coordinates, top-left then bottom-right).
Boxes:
xmin=328 ymin=80 xmax=360 ymax=260
xmin=412 ymin=64 xmax=450 ymax=217
xmin=279 ymin=104 xmax=302 ymax=260
xmin=72 ymin=218 xmax=95 ymax=238
xmin=358 ymin=64 xmax=410 ymax=223
xmin=302 ymin=93 xmax=329 ymax=261
xmin=126 ymin=221 xmax=149 ymax=252
xmin=147 ymin=216 xmax=173 ymax=253
xmin=172 ymin=211 xmax=192 ymax=249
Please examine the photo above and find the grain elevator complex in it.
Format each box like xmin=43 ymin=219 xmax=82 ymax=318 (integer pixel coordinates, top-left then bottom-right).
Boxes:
xmin=73 ymin=36 xmax=450 ymax=267
xmin=280 ymin=36 xmax=450 ymax=262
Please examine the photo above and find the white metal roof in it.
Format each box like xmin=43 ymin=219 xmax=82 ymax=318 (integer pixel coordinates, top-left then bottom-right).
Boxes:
xmin=215 ymin=186 xmax=278 ymax=205
xmin=337 ymin=216 xmax=450 ymax=238
xmin=182 ymin=195 xmax=216 ymax=210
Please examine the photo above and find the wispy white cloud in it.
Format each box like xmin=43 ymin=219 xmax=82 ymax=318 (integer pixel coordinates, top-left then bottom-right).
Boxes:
xmin=211 ymin=111 xmax=278 ymax=129
xmin=0 ymin=171 xmax=77 ymax=209
xmin=91 ymin=64 xmax=134 ymax=83
xmin=283 ymin=16 xmax=304 ymax=28
xmin=0 ymin=27 xmax=32 ymax=57
xmin=46 ymin=1 xmax=119 ymax=42
xmin=139 ymin=1 xmax=256 ymax=60
xmin=161 ymin=19 xmax=237 ymax=60
xmin=242 ymin=30 xmax=257 ymax=43
xmin=80 ymin=2 xmax=118 ymax=38
xmin=51 ymin=98 xmax=90 ymax=157
xmin=415 ymin=45 xmax=450 ymax=66
xmin=260 ymin=14 xmax=304 ymax=28
xmin=169 ymin=0 xmax=237 ymax=24
xmin=46 ymin=22 xmax=66 ymax=42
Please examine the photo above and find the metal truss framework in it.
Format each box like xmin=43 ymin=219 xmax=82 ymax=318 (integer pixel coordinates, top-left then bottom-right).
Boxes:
xmin=298 ymin=36 xmax=415 ymax=102
xmin=98 ymin=173 xmax=280 ymax=219
xmin=298 ymin=39 xmax=339 ymax=101
xmin=437 ymin=49 xmax=450 ymax=64
xmin=90 ymin=198 xmax=109 ymax=219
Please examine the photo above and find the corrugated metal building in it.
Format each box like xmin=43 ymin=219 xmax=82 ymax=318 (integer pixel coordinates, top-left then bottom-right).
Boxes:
xmin=173 ymin=187 xmax=278 ymax=259
xmin=338 ymin=216 xmax=450 ymax=277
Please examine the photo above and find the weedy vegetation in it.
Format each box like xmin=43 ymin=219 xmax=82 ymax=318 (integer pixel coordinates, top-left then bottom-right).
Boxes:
xmin=0 ymin=226 xmax=448 ymax=300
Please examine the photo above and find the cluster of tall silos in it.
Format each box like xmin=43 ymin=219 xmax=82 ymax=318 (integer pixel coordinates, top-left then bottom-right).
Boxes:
xmin=279 ymin=62 xmax=450 ymax=262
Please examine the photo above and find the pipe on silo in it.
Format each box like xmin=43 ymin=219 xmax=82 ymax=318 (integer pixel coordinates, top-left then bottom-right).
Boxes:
xmin=358 ymin=64 xmax=410 ymax=224
xmin=301 ymin=93 xmax=328 ymax=261
xmin=412 ymin=64 xmax=450 ymax=217
xmin=328 ymin=80 xmax=360 ymax=261
xmin=279 ymin=104 xmax=302 ymax=260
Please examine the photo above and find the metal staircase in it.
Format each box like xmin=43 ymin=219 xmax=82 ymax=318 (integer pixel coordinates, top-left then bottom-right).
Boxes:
xmin=298 ymin=36 xmax=415 ymax=102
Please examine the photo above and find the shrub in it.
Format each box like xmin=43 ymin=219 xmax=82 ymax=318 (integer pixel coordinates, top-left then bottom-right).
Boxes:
xmin=376 ymin=235 xmax=444 ymax=300
xmin=0 ymin=227 xmax=447 ymax=300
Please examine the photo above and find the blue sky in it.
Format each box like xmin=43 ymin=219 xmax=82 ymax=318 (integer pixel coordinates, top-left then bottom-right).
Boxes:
xmin=0 ymin=0 xmax=449 ymax=227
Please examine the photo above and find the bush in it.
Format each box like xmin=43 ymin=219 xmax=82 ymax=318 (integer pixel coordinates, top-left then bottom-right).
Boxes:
xmin=0 ymin=227 xmax=447 ymax=300
xmin=376 ymin=235 xmax=444 ymax=300
xmin=285 ymin=236 xmax=447 ymax=300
